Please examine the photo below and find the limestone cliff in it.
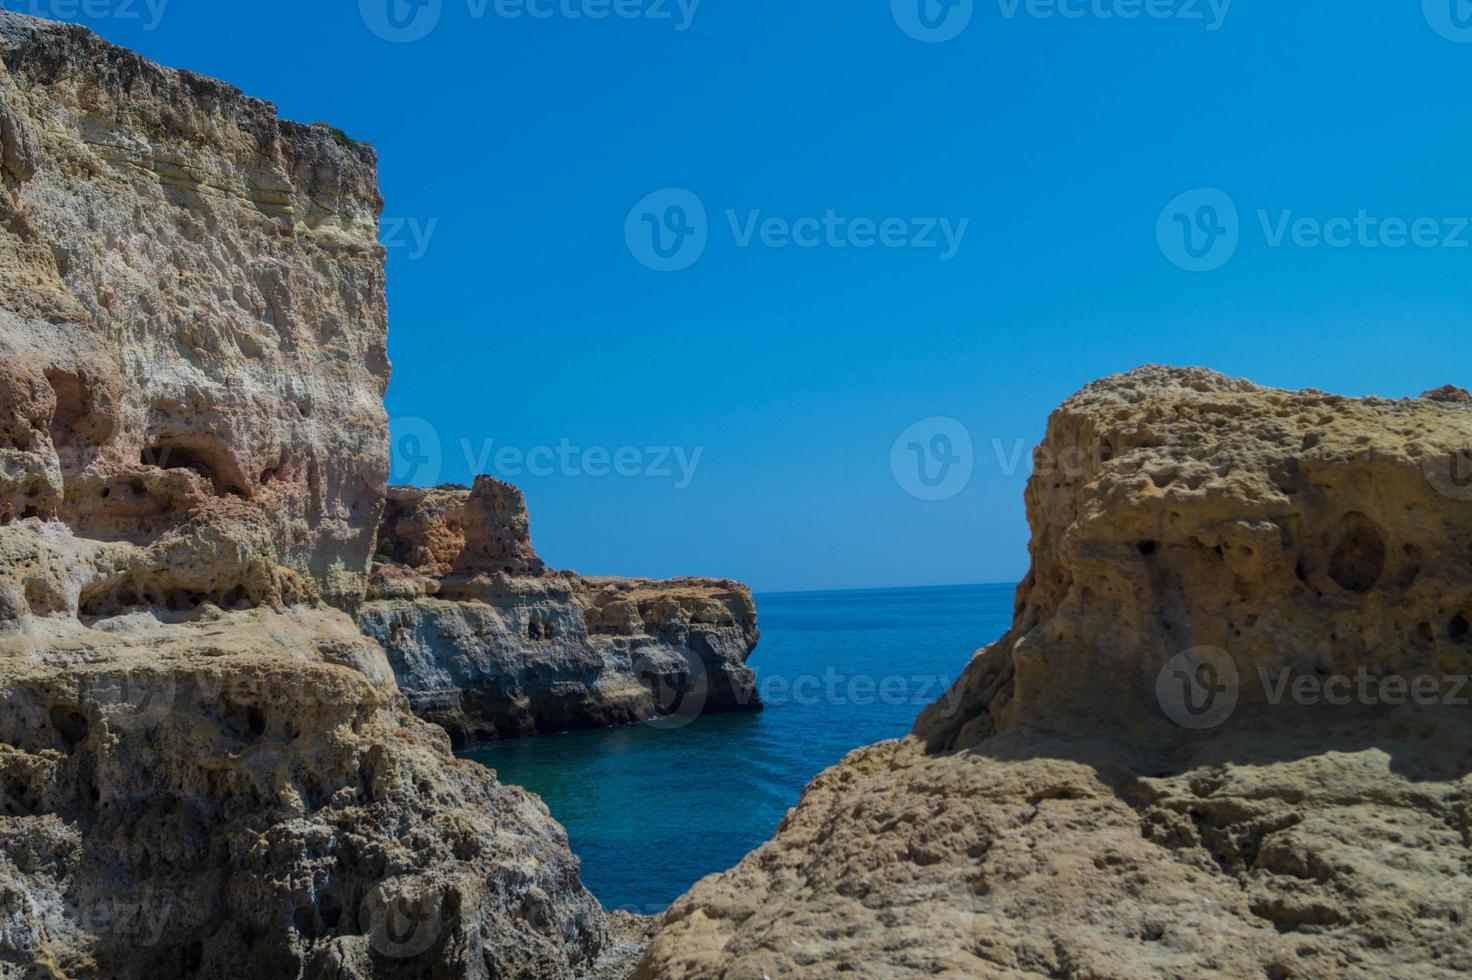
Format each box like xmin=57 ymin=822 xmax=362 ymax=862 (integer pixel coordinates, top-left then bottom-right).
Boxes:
xmin=0 ymin=13 xmax=602 ymax=977
xmin=0 ymin=13 xmax=388 ymax=609
xmin=358 ymin=479 xmax=761 ymax=745
xmin=637 ymin=367 xmax=1472 ymax=979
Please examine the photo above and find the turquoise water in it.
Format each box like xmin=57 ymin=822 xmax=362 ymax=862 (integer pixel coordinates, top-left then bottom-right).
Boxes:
xmin=461 ymin=583 xmax=1015 ymax=913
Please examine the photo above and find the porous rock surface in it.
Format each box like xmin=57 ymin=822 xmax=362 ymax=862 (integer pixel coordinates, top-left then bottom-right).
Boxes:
xmin=358 ymin=480 xmax=761 ymax=745
xmin=0 ymin=13 xmax=602 ymax=977
xmin=636 ymin=367 xmax=1472 ymax=979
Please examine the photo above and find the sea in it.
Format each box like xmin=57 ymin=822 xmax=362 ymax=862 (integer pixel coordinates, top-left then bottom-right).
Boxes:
xmin=460 ymin=583 xmax=1015 ymax=913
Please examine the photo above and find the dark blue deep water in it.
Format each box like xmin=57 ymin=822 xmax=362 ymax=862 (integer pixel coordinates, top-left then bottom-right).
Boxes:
xmin=460 ymin=584 xmax=1015 ymax=913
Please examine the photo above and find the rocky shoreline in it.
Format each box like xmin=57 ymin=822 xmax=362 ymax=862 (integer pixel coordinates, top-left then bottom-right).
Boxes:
xmin=0 ymin=12 xmax=742 ymax=975
xmin=358 ymin=479 xmax=761 ymax=746
xmin=2 ymin=9 xmax=1469 ymax=980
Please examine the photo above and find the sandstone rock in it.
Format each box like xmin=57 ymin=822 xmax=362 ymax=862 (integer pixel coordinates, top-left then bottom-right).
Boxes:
xmin=0 ymin=13 xmax=604 ymax=977
xmin=455 ymin=476 xmax=546 ymax=578
xmin=0 ymin=10 xmax=389 ymax=609
xmin=636 ymin=366 xmax=1472 ymax=979
xmin=0 ymin=590 xmax=603 ymax=978
xmin=375 ymin=485 xmax=471 ymax=577
xmin=0 ymin=98 xmax=39 ymax=181
xmin=1423 ymin=384 xmax=1472 ymax=404
xmin=360 ymin=485 xmax=760 ymax=744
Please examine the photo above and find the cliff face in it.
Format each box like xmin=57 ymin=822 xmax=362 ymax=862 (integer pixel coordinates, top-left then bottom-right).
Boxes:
xmin=358 ymin=479 xmax=761 ymax=744
xmin=0 ymin=14 xmax=601 ymax=977
xmin=637 ymin=367 xmax=1472 ymax=979
xmin=0 ymin=11 xmax=388 ymax=609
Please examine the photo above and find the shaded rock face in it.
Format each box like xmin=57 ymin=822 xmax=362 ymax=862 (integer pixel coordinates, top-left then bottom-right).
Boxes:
xmin=360 ymin=484 xmax=760 ymax=745
xmin=637 ymin=367 xmax=1472 ymax=979
xmin=0 ymin=14 xmax=602 ymax=978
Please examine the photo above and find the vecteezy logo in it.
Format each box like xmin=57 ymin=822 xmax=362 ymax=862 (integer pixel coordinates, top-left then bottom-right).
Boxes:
xmin=890 ymin=417 xmax=974 ymax=501
xmin=1422 ymin=446 xmax=1472 ymax=501
xmin=1157 ymin=188 xmax=1240 ymax=272
xmin=1155 ymin=646 xmax=1239 ymax=730
xmin=389 ymin=416 xmax=443 ymax=486
xmin=634 ymin=649 xmax=709 ymax=730
xmin=892 ymin=0 xmax=974 ymax=42
xmin=82 ymin=669 xmax=177 ymax=733
xmin=360 ymin=0 xmax=442 ymax=43
xmin=625 ymin=188 xmax=708 ymax=272
xmin=360 ymin=890 xmax=441 ymax=959
xmin=1425 ymin=0 xmax=1472 ymax=42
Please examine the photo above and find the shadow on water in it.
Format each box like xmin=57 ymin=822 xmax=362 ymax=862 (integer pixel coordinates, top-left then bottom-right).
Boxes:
xmin=460 ymin=583 xmax=1016 ymax=912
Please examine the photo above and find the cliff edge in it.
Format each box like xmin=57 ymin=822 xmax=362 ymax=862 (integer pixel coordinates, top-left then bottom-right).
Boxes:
xmin=358 ymin=478 xmax=761 ymax=745
xmin=0 ymin=13 xmax=601 ymax=976
xmin=636 ymin=366 xmax=1472 ymax=978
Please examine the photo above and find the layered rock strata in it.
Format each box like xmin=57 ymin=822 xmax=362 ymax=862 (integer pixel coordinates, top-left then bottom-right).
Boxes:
xmin=358 ymin=479 xmax=761 ymax=745
xmin=0 ymin=14 xmax=602 ymax=977
xmin=637 ymin=367 xmax=1472 ymax=979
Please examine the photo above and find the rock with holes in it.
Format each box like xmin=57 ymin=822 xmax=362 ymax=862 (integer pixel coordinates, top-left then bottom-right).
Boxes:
xmin=0 ymin=13 xmax=606 ymax=978
xmin=359 ymin=483 xmax=761 ymax=745
xmin=0 ymin=11 xmax=388 ymax=609
xmin=0 ymin=600 xmax=604 ymax=978
xmin=636 ymin=366 xmax=1472 ymax=979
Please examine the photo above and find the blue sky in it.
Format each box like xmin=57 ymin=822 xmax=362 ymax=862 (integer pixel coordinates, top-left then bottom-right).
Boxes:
xmin=50 ymin=0 xmax=1472 ymax=592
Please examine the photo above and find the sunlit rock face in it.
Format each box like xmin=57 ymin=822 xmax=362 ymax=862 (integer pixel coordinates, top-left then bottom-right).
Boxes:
xmin=0 ymin=9 xmax=389 ymax=610
xmin=636 ymin=367 xmax=1472 ymax=980
xmin=359 ymin=480 xmax=762 ymax=745
xmin=0 ymin=13 xmax=603 ymax=977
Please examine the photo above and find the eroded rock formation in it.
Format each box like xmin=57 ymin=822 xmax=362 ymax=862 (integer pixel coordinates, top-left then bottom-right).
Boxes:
xmin=0 ymin=13 xmax=602 ymax=977
xmin=359 ymin=481 xmax=761 ymax=745
xmin=637 ymin=367 xmax=1472 ymax=979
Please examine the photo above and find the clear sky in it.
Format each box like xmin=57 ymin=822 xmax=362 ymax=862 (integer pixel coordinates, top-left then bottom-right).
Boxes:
xmin=47 ymin=0 xmax=1472 ymax=592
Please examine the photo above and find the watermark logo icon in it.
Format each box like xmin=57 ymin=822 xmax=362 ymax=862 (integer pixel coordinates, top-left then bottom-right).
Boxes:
xmin=1422 ymin=446 xmax=1472 ymax=501
xmin=390 ymin=416 xmax=443 ymax=486
xmin=1156 ymin=646 xmax=1239 ymax=730
xmin=1425 ymin=0 xmax=1472 ymax=41
xmin=1157 ymin=188 xmax=1239 ymax=272
xmin=634 ymin=650 xmax=709 ymax=730
xmin=626 ymin=188 xmax=708 ymax=272
xmin=360 ymin=889 xmax=442 ymax=958
xmin=82 ymin=669 xmax=177 ymax=733
xmin=891 ymin=417 xmax=974 ymax=501
xmin=893 ymin=0 xmax=974 ymax=42
xmin=361 ymin=0 xmax=442 ymax=42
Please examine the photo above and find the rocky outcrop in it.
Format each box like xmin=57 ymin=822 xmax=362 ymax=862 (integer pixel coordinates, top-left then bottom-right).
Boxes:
xmin=359 ymin=481 xmax=760 ymax=745
xmin=0 ymin=13 xmax=602 ymax=977
xmin=636 ymin=367 xmax=1472 ymax=979
xmin=0 ymin=13 xmax=389 ymax=610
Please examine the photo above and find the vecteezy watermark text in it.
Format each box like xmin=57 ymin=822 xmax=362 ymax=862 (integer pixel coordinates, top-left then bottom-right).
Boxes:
xmin=14 ymin=0 xmax=169 ymax=30
xmin=1156 ymin=645 xmax=1472 ymax=730
xmin=892 ymin=0 xmax=1230 ymax=43
xmin=996 ymin=0 xmax=1231 ymax=29
xmin=757 ymin=668 xmax=961 ymax=712
xmin=387 ymin=418 xmax=703 ymax=488
xmin=380 ymin=217 xmax=439 ymax=261
xmin=626 ymin=188 xmax=969 ymax=272
xmin=460 ymin=438 xmax=703 ymax=489
xmin=726 ymin=210 xmax=969 ymax=260
xmin=1158 ymin=188 xmax=1472 ymax=272
xmin=361 ymin=0 xmax=699 ymax=43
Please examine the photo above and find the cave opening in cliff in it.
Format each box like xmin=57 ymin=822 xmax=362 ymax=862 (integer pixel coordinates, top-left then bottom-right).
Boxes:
xmin=140 ymin=444 xmax=249 ymax=499
xmin=45 ymin=369 xmax=90 ymax=450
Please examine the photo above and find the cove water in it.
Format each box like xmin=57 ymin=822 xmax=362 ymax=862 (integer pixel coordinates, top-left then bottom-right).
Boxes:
xmin=460 ymin=583 xmax=1014 ymax=913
